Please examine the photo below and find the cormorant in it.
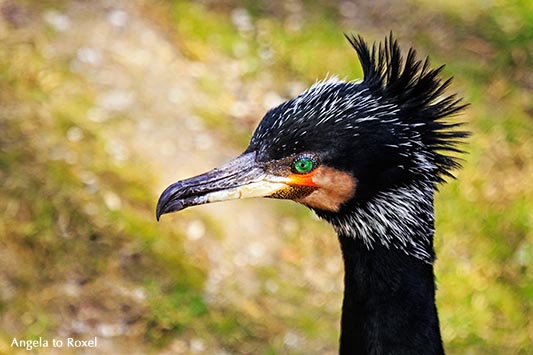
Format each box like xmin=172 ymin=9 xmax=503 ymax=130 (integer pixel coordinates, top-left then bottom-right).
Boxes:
xmin=156 ymin=33 xmax=467 ymax=354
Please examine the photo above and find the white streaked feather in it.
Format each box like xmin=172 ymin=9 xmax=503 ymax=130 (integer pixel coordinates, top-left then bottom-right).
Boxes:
xmin=325 ymin=181 xmax=435 ymax=263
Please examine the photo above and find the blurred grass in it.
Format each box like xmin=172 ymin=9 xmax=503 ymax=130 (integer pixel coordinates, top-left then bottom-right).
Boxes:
xmin=0 ymin=6 xmax=209 ymax=352
xmin=1 ymin=0 xmax=532 ymax=354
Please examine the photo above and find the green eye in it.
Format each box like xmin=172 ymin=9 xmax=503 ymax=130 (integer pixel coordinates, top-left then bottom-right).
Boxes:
xmin=293 ymin=156 xmax=316 ymax=174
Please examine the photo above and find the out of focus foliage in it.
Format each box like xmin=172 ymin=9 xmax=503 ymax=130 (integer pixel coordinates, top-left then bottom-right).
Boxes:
xmin=0 ymin=3 xmax=209 ymax=352
xmin=0 ymin=0 xmax=531 ymax=354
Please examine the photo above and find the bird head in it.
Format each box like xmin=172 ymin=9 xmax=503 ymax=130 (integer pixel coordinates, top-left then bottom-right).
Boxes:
xmin=156 ymin=34 xmax=467 ymax=261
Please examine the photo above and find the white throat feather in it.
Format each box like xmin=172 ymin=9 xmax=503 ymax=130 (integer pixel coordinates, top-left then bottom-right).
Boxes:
xmin=320 ymin=181 xmax=436 ymax=263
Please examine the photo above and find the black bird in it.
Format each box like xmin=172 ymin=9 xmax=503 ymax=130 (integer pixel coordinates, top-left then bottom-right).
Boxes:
xmin=157 ymin=34 xmax=467 ymax=354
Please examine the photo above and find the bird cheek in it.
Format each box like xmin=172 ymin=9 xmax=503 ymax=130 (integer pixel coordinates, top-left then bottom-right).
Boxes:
xmin=295 ymin=167 xmax=357 ymax=212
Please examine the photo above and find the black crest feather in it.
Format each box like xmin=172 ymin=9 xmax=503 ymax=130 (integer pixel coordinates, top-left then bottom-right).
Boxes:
xmin=345 ymin=33 xmax=469 ymax=182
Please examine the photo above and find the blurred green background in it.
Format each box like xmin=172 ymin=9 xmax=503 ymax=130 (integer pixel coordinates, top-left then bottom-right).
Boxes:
xmin=1 ymin=0 xmax=531 ymax=354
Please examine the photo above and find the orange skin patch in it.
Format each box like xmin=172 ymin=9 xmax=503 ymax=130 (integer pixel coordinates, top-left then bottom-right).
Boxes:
xmin=289 ymin=166 xmax=356 ymax=212
xmin=286 ymin=170 xmax=319 ymax=187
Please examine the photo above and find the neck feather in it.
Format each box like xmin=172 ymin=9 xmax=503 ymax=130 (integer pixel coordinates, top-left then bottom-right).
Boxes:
xmin=315 ymin=181 xmax=445 ymax=354
xmin=325 ymin=181 xmax=437 ymax=263
xmin=337 ymin=235 xmax=444 ymax=354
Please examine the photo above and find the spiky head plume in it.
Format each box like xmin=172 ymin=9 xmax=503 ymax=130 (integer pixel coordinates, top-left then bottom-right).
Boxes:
xmin=345 ymin=33 xmax=469 ymax=182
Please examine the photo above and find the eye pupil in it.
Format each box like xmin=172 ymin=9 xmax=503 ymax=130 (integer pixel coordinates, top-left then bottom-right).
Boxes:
xmin=294 ymin=156 xmax=316 ymax=174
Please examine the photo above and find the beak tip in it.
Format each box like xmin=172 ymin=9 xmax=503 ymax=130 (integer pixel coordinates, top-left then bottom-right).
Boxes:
xmin=156 ymin=182 xmax=179 ymax=221
xmin=155 ymin=195 xmax=167 ymax=221
xmin=155 ymin=189 xmax=189 ymax=221
xmin=155 ymin=197 xmax=168 ymax=221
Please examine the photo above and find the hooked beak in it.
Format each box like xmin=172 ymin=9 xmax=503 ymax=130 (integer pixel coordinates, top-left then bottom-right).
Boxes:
xmin=156 ymin=152 xmax=289 ymax=220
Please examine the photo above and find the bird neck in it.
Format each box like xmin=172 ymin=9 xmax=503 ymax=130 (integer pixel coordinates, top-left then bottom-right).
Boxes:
xmin=337 ymin=232 xmax=445 ymax=355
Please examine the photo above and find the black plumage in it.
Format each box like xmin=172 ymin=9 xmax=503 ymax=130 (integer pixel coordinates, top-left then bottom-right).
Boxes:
xmin=157 ymin=33 xmax=468 ymax=354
